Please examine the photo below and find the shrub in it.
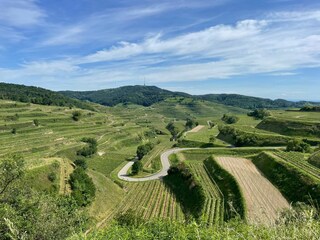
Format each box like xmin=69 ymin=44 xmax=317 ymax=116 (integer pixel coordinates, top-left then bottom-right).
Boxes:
xmin=166 ymin=122 xmax=180 ymax=141
xmin=221 ymin=114 xmax=239 ymax=124
xmin=11 ymin=128 xmax=17 ymax=134
xmin=185 ymin=118 xmax=198 ymax=130
xmin=218 ymin=125 xmax=290 ymax=147
xmin=69 ymin=168 xmax=96 ymax=206
xmin=136 ymin=143 xmax=153 ymax=160
xmin=247 ymin=109 xmax=271 ymax=119
xmin=33 ymin=119 xmax=40 ymax=126
xmin=48 ymin=172 xmax=57 ymax=182
xmin=74 ymin=159 xmax=88 ymax=170
xmin=286 ymin=139 xmax=311 ymax=153
xmin=77 ymin=137 xmax=97 ymax=157
xmin=72 ymin=111 xmax=82 ymax=121
xmin=131 ymin=161 xmax=143 ymax=175
xmin=164 ymin=163 xmax=206 ymax=220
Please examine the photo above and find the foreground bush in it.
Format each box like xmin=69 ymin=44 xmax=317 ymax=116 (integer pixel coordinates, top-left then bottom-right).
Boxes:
xmin=73 ymin=206 xmax=320 ymax=240
xmin=163 ymin=163 xmax=206 ymax=220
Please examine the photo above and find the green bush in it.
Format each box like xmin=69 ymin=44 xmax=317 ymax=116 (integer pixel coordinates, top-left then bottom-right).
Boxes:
xmin=69 ymin=168 xmax=96 ymax=206
xmin=185 ymin=118 xmax=198 ymax=130
xmin=77 ymin=137 xmax=97 ymax=157
xmin=47 ymin=172 xmax=57 ymax=182
xmin=131 ymin=161 xmax=143 ymax=175
xmin=221 ymin=114 xmax=239 ymax=124
xmin=82 ymin=207 xmax=320 ymax=239
xmin=247 ymin=109 xmax=271 ymax=119
xmin=72 ymin=111 xmax=82 ymax=121
xmin=33 ymin=119 xmax=40 ymax=126
xmin=218 ymin=125 xmax=289 ymax=147
xmin=166 ymin=121 xmax=180 ymax=141
xmin=74 ymin=159 xmax=88 ymax=170
xmin=136 ymin=143 xmax=154 ymax=160
xmin=164 ymin=163 xmax=206 ymax=220
xmin=286 ymin=139 xmax=311 ymax=153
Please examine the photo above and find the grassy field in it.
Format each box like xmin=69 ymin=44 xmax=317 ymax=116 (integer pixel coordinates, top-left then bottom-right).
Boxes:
xmin=2 ymin=98 xmax=320 ymax=232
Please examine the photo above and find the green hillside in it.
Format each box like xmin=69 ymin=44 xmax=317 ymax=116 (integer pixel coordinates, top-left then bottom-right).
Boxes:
xmin=0 ymin=82 xmax=94 ymax=110
xmin=60 ymin=85 xmax=320 ymax=109
xmin=198 ymin=94 xmax=320 ymax=109
xmin=60 ymin=85 xmax=189 ymax=107
xmin=256 ymin=117 xmax=320 ymax=138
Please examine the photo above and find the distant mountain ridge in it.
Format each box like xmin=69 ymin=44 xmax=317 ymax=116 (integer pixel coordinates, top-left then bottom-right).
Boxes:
xmin=60 ymin=85 xmax=319 ymax=109
xmin=60 ymin=85 xmax=190 ymax=107
xmin=0 ymin=82 xmax=94 ymax=110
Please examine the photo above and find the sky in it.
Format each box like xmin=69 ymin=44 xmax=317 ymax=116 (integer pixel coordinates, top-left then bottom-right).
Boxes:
xmin=0 ymin=0 xmax=320 ymax=101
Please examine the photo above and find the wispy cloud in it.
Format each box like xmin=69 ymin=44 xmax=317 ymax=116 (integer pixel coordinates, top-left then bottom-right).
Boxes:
xmin=39 ymin=0 xmax=229 ymax=47
xmin=1 ymin=9 xmax=320 ymax=92
xmin=0 ymin=0 xmax=46 ymax=28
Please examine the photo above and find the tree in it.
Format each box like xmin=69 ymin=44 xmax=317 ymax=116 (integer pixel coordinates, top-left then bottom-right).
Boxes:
xmin=136 ymin=143 xmax=153 ymax=160
xmin=74 ymin=159 xmax=88 ymax=170
xmin=77 ymin=137 xmax=97 ymax=157
xmin=221 ymin=114 xmax=239 ymax=124
xmin=33 ymin=119 xmax=40 ymax=126
xmin=185 ymin=118 xmax=198 ymax=130
xmin=0 ymin=155 xmax=24 ymax=195
xmin=286 ymin=139 xmax=311 ymax=153
xmin=247 ymin=109 xmax=271 ymax=119
xmin=166 ymin=122 xmax=180 ymax=141
xmin=208 ymin=121 xmax=215 ymax=129
xmin=69 ymin=168 xmax=96 ymax=206
xmin=72 ymin=111 xmax=82 ymax=121
xmin=131 ymin=161 xmax=143 ymax=175
xmin=11 ymin=128 xmax=16 ymax=134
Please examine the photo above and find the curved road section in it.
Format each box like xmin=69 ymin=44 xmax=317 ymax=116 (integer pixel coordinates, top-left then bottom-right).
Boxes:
xmin=118 ymin=148 xmax=188 ymax=182
xmin=117 ymin=147 xmax=283 ymax=182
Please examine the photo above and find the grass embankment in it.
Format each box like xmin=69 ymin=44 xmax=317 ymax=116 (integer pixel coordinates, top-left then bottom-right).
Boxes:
xmin=217 ymin=125 xmax=291 ymax=147
xmin=204 ymin=157 xmax=246 ymax=220
xmin=252 ymin=152 xmax=320 ymax=207
xmin=257 ymin=117 xmax=320 ymax=138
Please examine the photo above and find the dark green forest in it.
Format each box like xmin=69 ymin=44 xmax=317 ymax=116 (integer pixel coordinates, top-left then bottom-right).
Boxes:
xmin=0 ymin=82 xmax=93 ymax=110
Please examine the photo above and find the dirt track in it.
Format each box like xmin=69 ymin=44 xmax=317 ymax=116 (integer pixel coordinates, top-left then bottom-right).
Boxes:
xmin=215 ymin=157 xmax=289 ymax=225
xmin=188 ymin=125 xmax=204 ymax=133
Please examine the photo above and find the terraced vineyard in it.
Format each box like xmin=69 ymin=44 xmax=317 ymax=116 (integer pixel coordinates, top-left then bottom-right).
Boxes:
xmin=97 ymin=181 xmax=184 ymax=228
xmin=272 ymin=151 xmax=320 ymax=181
xmin=188 ymin=162 xmax=224 ymax=225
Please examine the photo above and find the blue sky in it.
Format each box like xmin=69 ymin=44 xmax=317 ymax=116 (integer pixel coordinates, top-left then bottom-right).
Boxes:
xmin=0 ymin=0 xmax=320 ymax=100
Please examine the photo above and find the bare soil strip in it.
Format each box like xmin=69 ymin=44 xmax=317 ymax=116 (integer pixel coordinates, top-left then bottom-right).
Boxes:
xmin=215 ymin=157 xmax=289 ymax=225
xmin=188 ymin=125 xmax=205 ymax=133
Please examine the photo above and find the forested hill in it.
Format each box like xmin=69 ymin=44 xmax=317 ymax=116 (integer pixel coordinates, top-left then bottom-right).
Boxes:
xmin=60 ymin=85 xmax=319 ymax=109
xmin=0 ymin=82 xmax=94 ymax=110
xmin=60 ymin=85 xmax=190 ymax=107
xmin=197 ymin=94 xmax=318 ymax=109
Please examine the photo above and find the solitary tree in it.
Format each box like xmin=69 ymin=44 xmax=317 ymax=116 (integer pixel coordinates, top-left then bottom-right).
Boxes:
xmin=72 ymin=111 xmax=82 ymax=121
xmin=0 ymin=155 xmax=24 ymax=195
xmin=33 ymin=119 xmax=40 ymax=126
xmin=132 ymin=161 xmax=143 ymax=175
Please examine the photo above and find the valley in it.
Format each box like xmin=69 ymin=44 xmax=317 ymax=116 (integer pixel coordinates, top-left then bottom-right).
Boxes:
xmin=0 ymin=84 xmax=319 ymax=239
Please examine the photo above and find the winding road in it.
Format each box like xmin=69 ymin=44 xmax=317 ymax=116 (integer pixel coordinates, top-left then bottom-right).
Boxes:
xmin=117 ymin=148 xmax=188 ymax=182
xmin=117 ymin=146 xmax=285 ymax=182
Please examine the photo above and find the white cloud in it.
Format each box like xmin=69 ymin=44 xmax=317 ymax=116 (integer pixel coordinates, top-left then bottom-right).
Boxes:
xmin=0 ymin=0 xmax=46 ymax=27
xmin=1 ymin=9 xmax=320 ymax=90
